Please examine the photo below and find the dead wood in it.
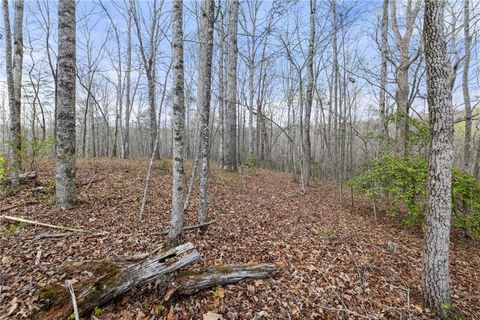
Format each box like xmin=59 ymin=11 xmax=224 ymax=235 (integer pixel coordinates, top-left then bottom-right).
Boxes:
xmin=19 ymin=171 xmax=37 ymax=181
xmin=158 ymin=220 xmax=217 ymax=236
xmin=0 ymin=201 xmax=39 ymax=213
xmin=168 ymin=263 xmax=277 ymax=298
xmin=36 ymin=242 xmax=277 ymax=319
xmin=0 ymin=215 xmax=90 ymax=233
xmin=36 ymin=243 xmax=200 ymax=319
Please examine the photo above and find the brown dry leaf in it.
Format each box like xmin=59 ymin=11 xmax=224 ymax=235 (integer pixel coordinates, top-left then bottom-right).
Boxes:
xmin=203 ymin=311 xmax=223 ymax=320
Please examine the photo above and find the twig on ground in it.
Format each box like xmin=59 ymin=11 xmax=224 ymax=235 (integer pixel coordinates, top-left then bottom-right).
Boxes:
xmin=158 ymin=220 xmax=216 ymax=236
xmin=0 ymin=201 xmax=39 ymax=213
xmin=65 ymin=280 xmax=79 ymax=320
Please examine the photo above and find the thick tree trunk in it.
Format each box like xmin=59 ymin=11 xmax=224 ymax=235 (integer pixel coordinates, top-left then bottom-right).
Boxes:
xmin=422 ymin=0 xmax=454 ymax=314
xmin=168 ymin=0 xmax=186 ymax=247
xmin=224 ymin=0 xmax=239 ymax=172
xmin=303 ymin=0 xmax=315 ymax=187
xmin=55 ymin=0 xmax=76 ymax=207
xmin=197 ymin=0 xmax=215 ymax=228
xmin=463 ymin=0 xmax=472 ymax=172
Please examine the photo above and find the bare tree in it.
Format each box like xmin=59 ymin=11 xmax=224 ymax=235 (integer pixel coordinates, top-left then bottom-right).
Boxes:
xmin=303 ymin=0 xmax=316 ymax=187
xmin=224 ymin=0 xmax=239 ymax=172
xmin=168 ymin=0 xmax=186 ymax=246
xmin=197 ymin=0 xmax=215 ymax=229
xmin=55 ymin=0 xmax=76 ymax=207
xmin=131 ymin=0 xmax=165 ymax=160
xmin=3 ymin=0 xmax=24 ymax=191
xmin=422 ymin=0 xmax=454 ymax=314
xmin=463 ymin=0 xmax=472 ymax=172
xmin=379 ymin=0 xmax=389 ymax=152
xmin=390 ymin=0 xmax=422 ymax=156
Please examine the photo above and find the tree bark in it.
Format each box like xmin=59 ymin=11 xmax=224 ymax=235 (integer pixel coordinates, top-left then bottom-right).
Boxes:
xmin=55 ymin=0 xmax=76 ymax=207
xmin=2 ymin=0 xmax=23 ymax=191
xmin=462 ymin=0 xmax=472 ymax=172
xmin=379 ymin=0 xmax=389 ymax=152
xmin=197 ymin=0 xmax=215 ymax=229
xmin=12 ymin=0 xmax=23 ymax=158
xmin=124 ymin=0 xmax=133 ymax=159
xmin=168 ymin=0 xmax=186 ymax=247
xmin=224 ymin=0 xmax=240 ymax=172
xmin=422 ymin=0 xmax=454 ymax=314
xmin=303 ymin=0 xmax=315 ymax=187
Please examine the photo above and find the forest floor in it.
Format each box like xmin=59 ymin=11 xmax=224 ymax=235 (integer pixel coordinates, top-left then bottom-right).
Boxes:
xmin=1 ymin=159 xmax=479 ymax=320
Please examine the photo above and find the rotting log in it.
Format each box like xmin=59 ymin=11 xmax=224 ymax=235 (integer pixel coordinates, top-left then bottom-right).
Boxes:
xmin=36 ymin=243 xmax=200 ymax=319
xmin=166 ymin=263 xmax=277 ymax=298
xmin=36 ymin=243 xmax=277 ymax=320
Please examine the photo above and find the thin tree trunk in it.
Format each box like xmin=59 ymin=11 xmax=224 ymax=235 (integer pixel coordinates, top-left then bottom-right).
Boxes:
xmin=12 ymin=0 xmax=23 ymax=159
xmin=197 ymin=0 xmax=215 ymax=230
xmin=224 ymin=0 xmax=239 ymax=172
xmin=55 ymin=0 xmax=76 ymax=207
xmin=303 ymin=0 xmax=315 ymax=187
xmin=463 ymin=0 xmax=472 ymax=172
xmin=168 ymin=0 xmax=186 ymax=247
xmin=2 ymin=0 xmax=19 ymax=191
xmin=422 ymin=0 xmax=454 ymax=314
xmin=379 ymin=0 xmax=389 ymax=152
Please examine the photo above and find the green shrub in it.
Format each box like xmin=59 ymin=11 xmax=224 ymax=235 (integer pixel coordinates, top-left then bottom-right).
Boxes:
xmin=0 ymin=156 xmax=4 ymax=182
xmin=245 ymin=155 xmax=262 ymax=171
xmin=348 ymin=154 xmax=480 ymax=235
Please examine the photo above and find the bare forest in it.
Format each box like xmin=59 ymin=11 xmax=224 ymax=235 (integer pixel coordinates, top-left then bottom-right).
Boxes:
xmin=1 ymin=0 xmax=480 ymax=319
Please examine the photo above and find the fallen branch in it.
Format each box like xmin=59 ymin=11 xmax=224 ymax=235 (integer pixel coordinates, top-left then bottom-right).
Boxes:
xmin=81 ymin=174 xmax=104 ymax=190
xmin=0 ymin=215 xmax=90 ymax=233
xmin=159 ymin=220 xmax=216 ymax=236
xmin=20 ymin=171 xmax=37 ymax=181
xmin=65 ymin=280 xmax=79 ymax=320
xmin=0 ymin=201 xmax=39 ymax=213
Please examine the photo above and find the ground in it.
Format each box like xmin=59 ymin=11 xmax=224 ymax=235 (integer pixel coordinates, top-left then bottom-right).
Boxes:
xmin=1 ymin=159 xmax=479 ymax=319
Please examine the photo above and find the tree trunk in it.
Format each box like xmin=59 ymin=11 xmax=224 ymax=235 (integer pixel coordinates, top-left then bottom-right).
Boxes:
xmin=303 ymin=0 xmax=315 ymax=187
xmin=422 ymin=0 xmax=454 ymax=314
xmin=124 ymin=0 xmax=133 ymax=159
xmin=12 ymin=0 xmax=23 ymax=160
xmin=379 ymin=0 xmax=389 ymax=152
xmin=463 ymin=0 xmax=472 ymax=172
xmin=55 ymin=0 xmax=76 ymax=207
xmin=197 ymin=0 xmax=215 ymax=229
xmin=224 ymin=0 xmax=239 ymax=172
xmin=2 ymin=0 xmax=19 ymax=191
xmin=168 ymin=0 xmax=186 ymax=247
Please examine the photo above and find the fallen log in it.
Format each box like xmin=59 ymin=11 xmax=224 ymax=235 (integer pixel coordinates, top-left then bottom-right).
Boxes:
xmin=36 ymin=243 xmax=277 ymax=319
xmin=169 ymin=263 xmax=277 ymax=298
xmin=36 ymin=243 xmax=200 ymax=319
